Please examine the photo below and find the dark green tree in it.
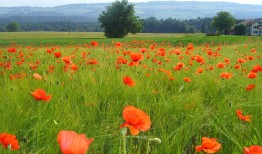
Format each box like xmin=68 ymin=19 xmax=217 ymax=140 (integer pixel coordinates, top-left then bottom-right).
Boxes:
xmin=234 ymin=24 xmax=246 ymax=35
xmin=98 ymin=0 xmax=142 ymax=38
xmin=212 ymin=11 xmax=235 ymax=34
xmin=7 ymin=22 xmax=20 ymax=32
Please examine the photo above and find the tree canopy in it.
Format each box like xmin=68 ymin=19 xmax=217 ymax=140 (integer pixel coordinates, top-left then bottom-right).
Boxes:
xmin=98 ymin=0 xmax=142 ymax=38
xmin=212 ymin=11 xmax=235 ymax=34
xmin=7 ymin=22 xmax=19 ymax=32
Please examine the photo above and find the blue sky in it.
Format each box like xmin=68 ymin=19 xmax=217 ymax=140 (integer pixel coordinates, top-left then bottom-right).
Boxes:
xmin=1 ymin=0 xmax=262 ymax=7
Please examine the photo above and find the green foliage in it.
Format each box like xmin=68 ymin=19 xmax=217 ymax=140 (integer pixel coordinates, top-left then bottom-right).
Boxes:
xmin=6 ymin=22 xmax=20 ymax=32
xmin=98 ymin=0 xmax=142 ymax=38
xmin=234 ymin=24 xmax=246 ymax=35
xmin=212 ymin=11 xmax=235 ymax=34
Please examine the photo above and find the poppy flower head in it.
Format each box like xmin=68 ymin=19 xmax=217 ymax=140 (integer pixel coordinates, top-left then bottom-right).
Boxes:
xmin=57 ymin=131 xmax=94 ymax=154
xmin=54 ymin=52 xmax=62 ymax=58
xmin=247 ymin=72 xmax=257 ymax=79
xmin=123 ymin=76 xmax=136 ymax=87
xmin=90 ymin=41 xmax=99 ymax=47
xmin=244 ymin=145 xmax=262 ymax=154
xmin=130 ymin=52 xmax=144 ymax=62
xmin=0 ymin=133 xmax=20 ymax=150
xmin=195 ymin=137 xmax=221 ymax=153
xmin=236 ymin=109 xmax=251 ymax=122
xmin=246 ymin=84 xmax=256 ymax=91
xmin=120 ymin=106 xmax=151 ymax=136
xmin=220 ymin=72 xmax=234 ymax=79
xmin=31 ymin=88 xmax=52 ymax=102
xmin=33 ymin=73 xmax=42 ymax=80
xmin=184 ymin=77 xmax=192 ymax=82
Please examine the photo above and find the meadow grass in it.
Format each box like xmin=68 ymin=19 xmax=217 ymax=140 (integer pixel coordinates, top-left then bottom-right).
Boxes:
xmin=0 ymin=32 xmax=261 ymax=153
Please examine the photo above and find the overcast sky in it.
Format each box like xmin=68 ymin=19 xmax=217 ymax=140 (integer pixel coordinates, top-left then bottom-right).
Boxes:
xmin=0 ymin=0 xmax=262 ymax=7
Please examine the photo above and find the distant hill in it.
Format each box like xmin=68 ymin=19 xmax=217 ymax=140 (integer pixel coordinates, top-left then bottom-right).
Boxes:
xmin=0 ymin=1 xmax=261 ymax=22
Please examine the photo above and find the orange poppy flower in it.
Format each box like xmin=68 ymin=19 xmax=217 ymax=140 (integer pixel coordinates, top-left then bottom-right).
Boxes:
xmin=184 ymin=77 xmax=192 ymax=82
xmin=244 ymin=145 xmax=262 ymax=154
xmin=217 ymin=62 xmax=225 ymax=68
xmin=33 ymin=73 xmax=42 ymax=80
xmin=62 ymin=56 xmax=71 ymax=64
xmin=246 ymin=84 xmax=256 ymax=91
xmin=57 ymin=131 xmax=94 ymax=154
xmin=31 ymin=88 xmax=52 ymax=102
xmin=54 ymin=52 xmax=62 ymax=58
xmin=90 ymin=41 xmax=99 ymax=47
xmin=196 ymin=68 xmax=203 ymax=74
xmin=236 ymin=109 xmax=251 ymax=122
xmin=115 ymin=42 xmax=123 ymax=47
xmin=195 ymin=137 xmax=221 ymax=153
xmin=120 ymin=106 xmax=151 ymax=136
xmin=220 ymin=72 xmax=234 ymax=79
xmin=0 ymin=133 xmax=20 ymax=150
xmin=130 ymin=52 xmax=143 ymax=62
xmin=123 ymin=76 xmax=135 ymax=87
xmin=247 ymin=72 xmax=257 ymax=79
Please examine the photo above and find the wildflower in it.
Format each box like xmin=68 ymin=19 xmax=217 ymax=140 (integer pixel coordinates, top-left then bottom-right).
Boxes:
xmin=236 ymin=109 xmax=251 ymax=122
xmin=195 ymin=137 xmax=221 ymax=153
xmin=57 ymin=131 xmax=93 ymax=154
xmin=33 ymin=73 xmax=42 ymax=80
xmin=54 ymin=52 xmax=62 ymax=58
xmin=120 ymin=106 xmax=151 ymax=136
xmin=31 ymin=88 xmax=52 ymax=102
xmin=0 ymin=133 xmax=20 ymax=150
xmin=247 ymin=72 xmax=257 ymax=79
xmin=90 ymin=41 xmax=99 ymax=47
xmin=244 ymin=145 xmax=262 ymax=154
xmin=184 ymin=77 xmax=191 ymax=82
xmin=220 ymin=72 xmax=234 ymax=79
xmin=123 ymin=76 xmax=135 ymax=87
xmin=246 ymin=84 xmax=256 ymax=91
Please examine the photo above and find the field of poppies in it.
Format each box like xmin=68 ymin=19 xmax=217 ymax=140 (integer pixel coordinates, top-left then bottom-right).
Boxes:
xmin=0 ymin=33 xmax=262 ymax=153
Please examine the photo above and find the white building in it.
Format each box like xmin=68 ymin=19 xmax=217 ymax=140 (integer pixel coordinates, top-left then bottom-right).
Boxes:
xmin=240 ymin=18 xmax=262 ymax=36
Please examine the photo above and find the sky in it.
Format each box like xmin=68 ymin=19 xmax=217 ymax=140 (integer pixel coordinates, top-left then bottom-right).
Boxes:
xmin=0 ymin=0 xmax=262 ymax=7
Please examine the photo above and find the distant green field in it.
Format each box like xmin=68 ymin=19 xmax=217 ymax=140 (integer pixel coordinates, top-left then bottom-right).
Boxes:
xmin=1 ymin=32 xmax=262 ymax=46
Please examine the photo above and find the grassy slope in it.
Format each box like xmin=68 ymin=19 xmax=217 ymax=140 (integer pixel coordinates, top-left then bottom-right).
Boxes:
xmin=0 ymin=32 xmax=261 ymax=153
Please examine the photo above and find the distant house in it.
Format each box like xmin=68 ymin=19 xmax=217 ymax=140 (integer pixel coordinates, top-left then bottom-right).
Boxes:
xmin=240 ymin=18 xmax=262 ymax=36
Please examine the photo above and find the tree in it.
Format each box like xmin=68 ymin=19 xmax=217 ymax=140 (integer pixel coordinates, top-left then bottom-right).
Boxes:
xmin=212 ymin=11 xmax=235 ymax=34
xmin=98 ymin=0 xmax=142 ymax=38
xmin=7 ymin=22 xmax=20 ymax=32
xmin=234 ymin=24 xmax=246 ymax=35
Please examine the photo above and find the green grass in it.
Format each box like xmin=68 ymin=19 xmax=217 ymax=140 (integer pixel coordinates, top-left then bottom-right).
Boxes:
xmin=0 ymin=32 xmax=261 ymax=153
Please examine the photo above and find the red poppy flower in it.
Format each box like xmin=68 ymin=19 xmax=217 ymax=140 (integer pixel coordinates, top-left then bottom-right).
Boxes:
xmin=195 ymin=137 xmax=221 ymax=153
xmin=115 ymin=42 xmax=123 ymax=47
xmin=244 ymin=145 xmax=262 ymax=154
xmin=31 ymin=88 xmax=52 ymax=102
xmin=0 ymin=133 xmax=20 ymax=150
xmin=123 ymin=76 xmax=135 ymax=87
xmin=236 ymin=109 xmax=251 ymax=122
xmin=247 ymin=72 xmax=257 ymax=79
xmin=57 ymin=131 xmax=94 ymax=154
xmin=246 ymin=84 xmax=256 ymax=91
xmin=90 ymin=41 xmax=99 ymax=47
xmin=54 ymin=52 xmax=62 ymax=58
xmin=130 ymin=52 xmax=143 ymax=62
xmin=220 ymin=72 xmax=234 ymax=79
xmin=184 ymin=77 xmax=192 ymax=82
xmin=120 ymin=106 xmax=151 ymax=136
xmin=33 ymin=73 xmax=42 ymax=80
xmin=217 ymin=62 xmax=225 ymax=68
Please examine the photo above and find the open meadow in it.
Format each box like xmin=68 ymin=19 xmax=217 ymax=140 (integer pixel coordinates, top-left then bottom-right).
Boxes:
xmin=0 ymin=32 xmax=262 ymax=153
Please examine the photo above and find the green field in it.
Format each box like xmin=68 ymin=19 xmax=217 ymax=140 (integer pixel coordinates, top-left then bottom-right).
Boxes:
xmin=0 ymin=32 xmax=262 ymax=153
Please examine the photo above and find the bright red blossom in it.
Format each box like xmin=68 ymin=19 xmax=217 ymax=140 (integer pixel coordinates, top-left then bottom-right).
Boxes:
xmin=120 ymin=106 xmax=151 ymax=136
xmin=57 ymin=131 xmax=93 ymax=154
xmin=244 ymin=145 xmax=262 ymax=154
xmin=195 ymin=137 xmax=221 ymax=153
xmin=0 ymin=133 xmax=20 ymax=150
xmin=31 ymin=88 xmax=52 ymax=102
xmin=236 ymin=109 xmax=251 ymax=122
xmin=123 ymin=76 xmax=136 ymax=87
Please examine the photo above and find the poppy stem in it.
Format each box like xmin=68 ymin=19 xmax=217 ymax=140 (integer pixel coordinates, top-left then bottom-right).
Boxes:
xmin=146 ymin=139 xmax=150 ymax=154
xmin=122 ymin=135 xmax=127 ymax=154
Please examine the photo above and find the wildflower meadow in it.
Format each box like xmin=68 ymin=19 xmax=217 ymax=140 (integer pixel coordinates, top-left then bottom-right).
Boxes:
xmin=0 ymin=32 xmax=262 ymax=153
